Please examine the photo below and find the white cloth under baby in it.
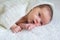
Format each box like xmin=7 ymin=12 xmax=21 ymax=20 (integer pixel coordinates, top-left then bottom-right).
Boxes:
xmin=0 ymin=0 xmax=60 ymax=40
xmin=0 ymin=0 xmax=28 ymax=29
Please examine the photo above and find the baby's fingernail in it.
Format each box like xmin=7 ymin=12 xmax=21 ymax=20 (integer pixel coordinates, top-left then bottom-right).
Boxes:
xmin=28 ymin=27 xmax=30 ymax=30
xmin=28 ymin=27 xmax=31 ymax=30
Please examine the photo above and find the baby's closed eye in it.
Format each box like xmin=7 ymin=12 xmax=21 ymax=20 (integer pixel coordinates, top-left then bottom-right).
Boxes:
xmin=38 ymin=13 xmax=41 ymax=17
xmin=25 ymin=21 xmax=28 ymax=23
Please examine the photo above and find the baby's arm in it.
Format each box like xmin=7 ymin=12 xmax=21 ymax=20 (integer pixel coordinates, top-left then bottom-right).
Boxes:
xmin=10 ymin=16 xmax=27 ymax=33
xmin=10 ymin=15 xmax=40 ymax=33
xmin=16 ymin=17 xmax=40 ymax=30
xmin=18 ymin=23 xmax=39 ymax=30
xmin=10 ymin=23 xmax=39 ymax=33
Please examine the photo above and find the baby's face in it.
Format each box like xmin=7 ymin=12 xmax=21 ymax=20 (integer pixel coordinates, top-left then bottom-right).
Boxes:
xmin=27 ymin=6 xmax=51 ymax=25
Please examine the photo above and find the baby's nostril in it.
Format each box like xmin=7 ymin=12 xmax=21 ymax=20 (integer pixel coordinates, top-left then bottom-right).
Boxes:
xmin=40 ymin=22 xmax=43 ymax=25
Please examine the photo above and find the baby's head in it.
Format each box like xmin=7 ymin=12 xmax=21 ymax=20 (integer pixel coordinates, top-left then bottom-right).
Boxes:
xmin=27 ymin=4 xmax=53 ymax=25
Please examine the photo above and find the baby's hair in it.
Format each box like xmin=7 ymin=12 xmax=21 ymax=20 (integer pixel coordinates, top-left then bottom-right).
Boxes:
xmin=37 ymin=4 xmax=53 ymax=21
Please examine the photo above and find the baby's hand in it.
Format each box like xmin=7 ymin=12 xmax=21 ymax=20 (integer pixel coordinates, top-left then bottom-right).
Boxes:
xmin=10 ymin=24 xmax=22 ymax=33
xmin=26 ymin=24 xmax=40 ymax=30
xmin=19 ymin=23 xmax=38 ymax=30
xmin=25 ymin=24 xmax=36 ymax=30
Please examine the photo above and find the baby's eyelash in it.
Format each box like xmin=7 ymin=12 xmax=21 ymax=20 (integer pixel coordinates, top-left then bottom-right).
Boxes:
xmin=25 ymin=21 xmax=28 ymax=23
xmin=32 ymin=20 xmax=34 ymax=23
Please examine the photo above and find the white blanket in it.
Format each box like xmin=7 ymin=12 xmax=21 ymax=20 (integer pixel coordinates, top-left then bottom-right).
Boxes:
xmin=0 ymin=0 xmax=60 ymax=40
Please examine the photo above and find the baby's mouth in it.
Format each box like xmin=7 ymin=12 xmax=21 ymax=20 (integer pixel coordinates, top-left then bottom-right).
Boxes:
xmin=28 ymin=19 xmax=43 ymax=25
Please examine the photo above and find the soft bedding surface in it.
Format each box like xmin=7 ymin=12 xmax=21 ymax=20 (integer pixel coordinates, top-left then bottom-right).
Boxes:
xmin=0 ymin=0 xmax=60 ymax=40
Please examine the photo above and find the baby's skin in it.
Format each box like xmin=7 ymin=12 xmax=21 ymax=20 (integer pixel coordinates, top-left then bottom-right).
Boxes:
xmin=10 ymin=4 xmax=53 ymax=33
xmin=10 ymin=16 xmax=40 ymax=33
xmin=10 ymin=23 xmax=39 ymax=33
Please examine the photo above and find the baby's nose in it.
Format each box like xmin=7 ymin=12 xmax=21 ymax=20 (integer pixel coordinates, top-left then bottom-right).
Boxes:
xmin=34 ymin=17 xmax=41 ymax=24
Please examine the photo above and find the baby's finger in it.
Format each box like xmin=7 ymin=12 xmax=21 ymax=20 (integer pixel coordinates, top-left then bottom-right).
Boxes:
xmin=12 ymin=26 xmax=22 ymax=33
xmin=20 ymin=24 xmax=30 ymax=29
xmin=15 ymin=26 xmax=22 ymax=33
xmin=28 ymin=25 xmax=36 ymax=30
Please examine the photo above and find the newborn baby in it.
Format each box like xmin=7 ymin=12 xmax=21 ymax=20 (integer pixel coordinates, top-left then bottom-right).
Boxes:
xmin=10 ymin=4 xmax=53 ymax=33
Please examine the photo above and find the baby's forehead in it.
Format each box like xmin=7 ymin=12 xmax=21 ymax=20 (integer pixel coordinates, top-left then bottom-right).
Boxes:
xmin=34 ymin=5 xmax=51 ymax=13
xmin=36 ymin=4 xmax=53 ymax=20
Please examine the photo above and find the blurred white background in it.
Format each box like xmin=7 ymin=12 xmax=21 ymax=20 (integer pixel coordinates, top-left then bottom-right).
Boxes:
xmin=0 ymin=0 xmax=60 ymax=40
